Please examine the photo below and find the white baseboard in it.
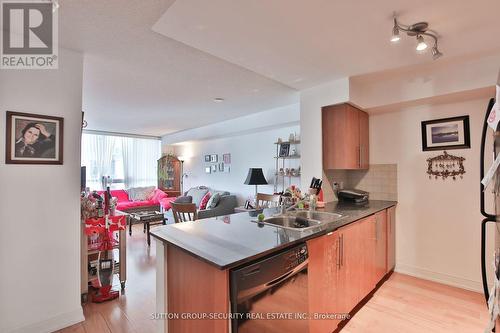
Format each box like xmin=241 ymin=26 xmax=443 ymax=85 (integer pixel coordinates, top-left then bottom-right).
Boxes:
xmin=395 ymin=263 xmax=484 ymax=293
xmin=7 ymin=307 xmax=84 ymax=333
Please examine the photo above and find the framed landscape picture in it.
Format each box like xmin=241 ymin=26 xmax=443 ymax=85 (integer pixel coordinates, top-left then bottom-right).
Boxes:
xmin=5 ymin=111 xmax=64 ymax=164
xmin=421 ymin=116 xmax=470 ymax=151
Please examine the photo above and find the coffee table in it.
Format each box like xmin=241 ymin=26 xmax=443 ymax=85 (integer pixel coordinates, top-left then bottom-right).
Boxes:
xmin=129 ymin=211 xmax=166 ymax=246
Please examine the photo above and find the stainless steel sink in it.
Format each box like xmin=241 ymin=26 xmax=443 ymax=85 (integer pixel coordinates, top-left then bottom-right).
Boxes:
xmin=251 ymin=210 xmax=345 ymax=232
xmin=253 ymin=215 xmax=322 ymax=231
xmin=288 ymin=211 xmax=344 ymax=223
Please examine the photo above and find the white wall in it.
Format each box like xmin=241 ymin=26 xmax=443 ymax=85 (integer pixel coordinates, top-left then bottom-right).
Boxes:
xmin=299 ymin=78 xmax=350 ymax=190
xmin=162 ymin=103 xmax=299 ymax=144
xmin=173 ymin=125 xmax=301 ymax=204
xmin=0 ymin=49 xmax=84 ymax=332
xmin=370 ymin=97 xmax=494 ymax=291
xmin=350 ymin=51 xmax=500 ymax=110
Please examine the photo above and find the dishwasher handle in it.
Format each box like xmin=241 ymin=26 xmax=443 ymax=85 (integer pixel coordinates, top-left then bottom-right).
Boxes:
xmin=235 ymin=260 xmax=308 ymax=302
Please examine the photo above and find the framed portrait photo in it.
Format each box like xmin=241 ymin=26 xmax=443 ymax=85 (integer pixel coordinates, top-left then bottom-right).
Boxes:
xmin=6 ymin=111 xmax=64 ymax=164
xmin=210 ymin=154 xmax=218 ymax=163
xmin=204 ymin=155 xmax=211 ymax=162
xmin=421 ymin=116 xmax=470 ymax=151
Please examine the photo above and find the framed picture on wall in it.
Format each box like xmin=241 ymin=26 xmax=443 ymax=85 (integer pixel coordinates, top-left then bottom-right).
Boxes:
xmin=204 ymin=155 xmax=211 ymax=162
xmin=205 ymin=167 xmax=211 ymax=174
xmin=5 ymin=111 xmax=64 ymax=164
xmin=421 ymin=116 xmax=470 ymax=151
xmin=211 ymin=165 xmax=217 ymax=172
xmin=223 ymin=153 xmax=231 ymax=164
xmin=219 ymin=162 xmax=224 ymax=171
xmin=210 ymin=154 xmax=218 ymax=163
xmin=279 ymin=143 xmax=290 ymax=157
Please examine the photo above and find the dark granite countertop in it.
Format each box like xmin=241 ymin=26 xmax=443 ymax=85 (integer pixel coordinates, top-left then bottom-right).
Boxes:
xmin=151 ymin=200 xmax=397 ymax=270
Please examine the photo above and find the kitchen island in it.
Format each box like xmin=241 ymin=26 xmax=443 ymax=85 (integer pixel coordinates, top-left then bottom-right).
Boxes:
xmin=151 ymin=200 xmax=397 ymax=333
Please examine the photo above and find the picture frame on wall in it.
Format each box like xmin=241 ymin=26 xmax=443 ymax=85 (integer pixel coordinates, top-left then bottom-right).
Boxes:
xmin=205 ymin=167 xmax=211 ymax=174
xmin=421 ymin=116 xmax=470 ymax=151
xmin=223 ymin=153 xmax=231 ymax=164
xmin=211 ymin=165 xmax=217 ymax=172
xmin=219 ymin=162 xmax=224 ymax=172
xmin=5 ymin=111 xmax=64 ymax=164
xmin=210 ymin=154 xmax=218 ymax=163
xmin=205 ymin=155 xmax=211 ymax=162
xmin=279 ymin=143 xmax=290 ymax=157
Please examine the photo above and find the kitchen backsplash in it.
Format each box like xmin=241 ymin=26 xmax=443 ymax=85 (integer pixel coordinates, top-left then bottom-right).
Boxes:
xmin=323 ymin=164 xmax=398 ymax=202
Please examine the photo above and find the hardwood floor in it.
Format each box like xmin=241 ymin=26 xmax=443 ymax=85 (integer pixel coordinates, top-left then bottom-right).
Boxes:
xmin=342 ymin=273 xmax=489 ymax=333
xmin=60 ymin=224 xmax=489 ymax=333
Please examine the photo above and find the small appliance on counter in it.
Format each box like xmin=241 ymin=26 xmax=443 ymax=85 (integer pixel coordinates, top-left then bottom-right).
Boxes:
xmin=337 ymin=189 xmax=369 ymax=205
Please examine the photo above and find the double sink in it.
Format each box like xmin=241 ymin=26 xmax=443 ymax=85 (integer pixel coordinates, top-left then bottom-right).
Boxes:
xmin=253 ymin=210 xmax=345 ymax=232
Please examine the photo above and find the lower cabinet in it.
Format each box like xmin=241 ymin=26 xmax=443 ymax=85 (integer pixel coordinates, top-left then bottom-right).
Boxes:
xmin=374 ymin=210 xmax=387 ymax=283
xmin=308 ymin=231 xmax=341 ymax=333
xmin=386 ymin=206 xmax=396 ymax=272
xmin=307 ymin=206 xmax=396 ymax=332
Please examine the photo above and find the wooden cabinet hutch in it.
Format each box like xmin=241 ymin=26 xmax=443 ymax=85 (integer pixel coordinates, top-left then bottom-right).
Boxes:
xmin=157 ymin=155 xmax=182 ymax=197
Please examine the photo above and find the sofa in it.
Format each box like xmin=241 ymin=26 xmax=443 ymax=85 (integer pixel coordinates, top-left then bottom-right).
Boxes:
xmin=176 ymin=186 xmax=238 ymax=219
xmin=98 ymin=188 xmax=176 ymax=213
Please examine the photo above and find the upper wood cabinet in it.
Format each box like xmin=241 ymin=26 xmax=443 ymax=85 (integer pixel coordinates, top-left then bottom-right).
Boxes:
xmin=322 ymin=103 xmax=369 ymax=170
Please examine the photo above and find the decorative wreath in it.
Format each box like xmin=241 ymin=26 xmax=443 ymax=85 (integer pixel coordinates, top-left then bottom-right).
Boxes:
xmin=426 ymin=151 xmax=465 ymax=180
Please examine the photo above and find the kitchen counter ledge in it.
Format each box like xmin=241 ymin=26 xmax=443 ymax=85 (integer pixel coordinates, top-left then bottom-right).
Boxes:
xmin=151 ymin=200 xmax=397 ymax=270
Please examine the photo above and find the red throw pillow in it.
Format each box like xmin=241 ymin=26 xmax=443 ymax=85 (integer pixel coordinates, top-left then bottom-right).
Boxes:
xmin=199 ymin=192 xmax=212 ymax=210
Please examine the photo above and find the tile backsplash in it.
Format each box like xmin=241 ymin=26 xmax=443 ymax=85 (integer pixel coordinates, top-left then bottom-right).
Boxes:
xmin=324 ymin=164 xmax=397 ymax=202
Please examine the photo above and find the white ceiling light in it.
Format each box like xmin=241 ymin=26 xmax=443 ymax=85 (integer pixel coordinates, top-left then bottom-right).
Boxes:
xmin=213 ymin=97 xmax=225 ymax=103
xmin=390 ymin=19 xmax=401 ymax=43
xmin=416 ymin=35 xmax=428 ymax=52
xmin=390 ymin=15 xmax=443 ymax=59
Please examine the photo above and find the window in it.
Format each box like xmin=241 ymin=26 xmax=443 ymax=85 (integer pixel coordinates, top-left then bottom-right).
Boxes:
xmin=81 ymin=133 xmax=161 ymax=190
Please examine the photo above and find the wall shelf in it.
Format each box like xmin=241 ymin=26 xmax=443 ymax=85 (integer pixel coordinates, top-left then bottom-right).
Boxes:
xmin=274 ymin=140 xmax=301 ymax=145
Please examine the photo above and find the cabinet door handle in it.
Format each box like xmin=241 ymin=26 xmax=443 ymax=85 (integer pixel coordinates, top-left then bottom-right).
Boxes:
xmin=336 ymin=237 xmax=341 ymax=268
xmin=340 ymin=234 xmax=344 ymax=267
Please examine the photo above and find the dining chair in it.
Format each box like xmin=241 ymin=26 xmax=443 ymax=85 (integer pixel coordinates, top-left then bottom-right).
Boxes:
xmin=171 ymin=203 xmax=198 ymax=223
xmin=256 ymin=193 xmax=281 ymax=209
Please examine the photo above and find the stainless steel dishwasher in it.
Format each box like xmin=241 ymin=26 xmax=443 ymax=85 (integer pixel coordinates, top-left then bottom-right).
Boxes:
xmin=230 ymin=243 xmax=309 ymax=333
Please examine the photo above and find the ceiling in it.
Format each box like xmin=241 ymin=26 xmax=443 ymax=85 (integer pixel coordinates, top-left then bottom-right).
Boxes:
xmin=59 ymin=0 xmax=298 ymax=136
xmin=154 ymin=0 xmax=500 ymax=90
xmin=60 ymin=0 xmax=500 ymax=136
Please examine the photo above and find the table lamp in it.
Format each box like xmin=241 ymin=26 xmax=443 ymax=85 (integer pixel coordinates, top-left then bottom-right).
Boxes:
xmin=244 ymin=168 xmax=268 ymax=199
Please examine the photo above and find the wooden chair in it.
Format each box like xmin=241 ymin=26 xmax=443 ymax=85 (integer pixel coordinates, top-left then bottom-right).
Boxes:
xmin=256 ymin=193 xmax=281 ymax=209
xmin=172 ymin=203 xmax=198 ymax=223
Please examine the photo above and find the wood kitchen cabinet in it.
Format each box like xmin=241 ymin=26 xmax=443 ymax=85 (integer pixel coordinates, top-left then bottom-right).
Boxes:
xmin=373 ymin=210 xmax=387 ymax=284
xmin=322 ymin=103 xmax=369 ymax=170
xmin=387 ymin=206 xmax=396 ymax=272
xmin=307 ymin=207 xmax=396 ymax=332
xmin=307 ymin=231 xmax=341 ymax=333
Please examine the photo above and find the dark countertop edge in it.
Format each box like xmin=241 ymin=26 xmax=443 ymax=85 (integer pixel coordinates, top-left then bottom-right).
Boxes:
xmin=151 ymin=232 xmax=322 ymax=271
xmin=151 ymin=201 xmax=397 ymax=271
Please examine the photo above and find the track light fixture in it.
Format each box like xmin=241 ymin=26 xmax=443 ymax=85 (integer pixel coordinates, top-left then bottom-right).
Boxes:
xmin=390 ymin=16 xmax=443 ymax=60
